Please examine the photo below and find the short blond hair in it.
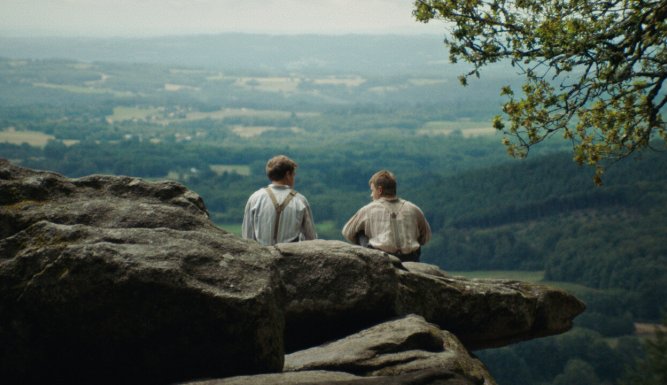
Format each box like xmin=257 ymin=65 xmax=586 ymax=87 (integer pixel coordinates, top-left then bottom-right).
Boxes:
xmin=369 ymin=170 xmax=396 ymax=196
xmin=266 ymin=155 xmax=298 ymax=181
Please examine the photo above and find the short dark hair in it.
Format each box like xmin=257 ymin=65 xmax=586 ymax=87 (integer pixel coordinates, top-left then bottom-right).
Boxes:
xmin=369 ymin=170 xmax=397 ymax=196
xmin=266 ymin=155 xmax=298 ymax=181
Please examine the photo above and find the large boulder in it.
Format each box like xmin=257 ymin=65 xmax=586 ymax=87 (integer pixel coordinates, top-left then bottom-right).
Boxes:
xmin=273 ymin=240 xmax=403 ymax=351
xmin=274 ymin=241 xmax=585 ymax=351
xmin=0 ymin=160 xmax=285 ymax=384
xmin=0 ymin=158 xmax=213 ymax=236
xmin=0 ymin=160 xmax=586 ymax=384
xmin=397 ymin=262 xmax=584 ymax=349
xmin=284 ymin=314 xmax=496 ymax=385
xmin=186 ymin=368 xmax=478 ymax=385
xmin=185 ymin=315 xmax=492 ymax=385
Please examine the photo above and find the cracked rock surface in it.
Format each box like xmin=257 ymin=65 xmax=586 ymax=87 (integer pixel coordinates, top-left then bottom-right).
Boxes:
xmin=0 ymin=160 xmax=585 ymax=385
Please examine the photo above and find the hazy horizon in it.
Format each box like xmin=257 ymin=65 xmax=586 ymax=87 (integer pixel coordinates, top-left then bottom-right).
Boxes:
xmin=0 ymin=0 xmax=444 ymax=38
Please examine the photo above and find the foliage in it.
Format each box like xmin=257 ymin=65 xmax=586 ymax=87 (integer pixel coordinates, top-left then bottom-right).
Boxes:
xmin=414 ymin=150 xmax=667 ymax=321
xmin=414 ymin=0 xmax=667 ymax=184
xmin=478 ymin=327 xmax=642 ymax=385
xmin=575 ymin=311 xmax=635 ymax=336
xmin=619 ymin=318 xmax=667 ymax=385
xmin=553 ymin=359 xmax=600 ymax=385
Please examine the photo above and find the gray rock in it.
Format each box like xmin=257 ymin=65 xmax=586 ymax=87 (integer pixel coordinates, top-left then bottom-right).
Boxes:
xmin=396 ymin=264 xmax=585 ymax=350
xmin=284 ymin=314 xmax=496 ymax=385
xmin=0 ymin=160 xmax=285 ymax=384
xmin=183 ymin=370 xmax=361 ymax=385
xmin=273 ymin=241 xmax=404 ymax=351
xmin=0 ymin=160 xmax=586 ymax=385
xmin=0 ymin=159 xmax=213 ymax=238
xmin=184 ymin=368 xmax=478 ymax=385
xmin=275 ymin=241 xmax=585 ymax=351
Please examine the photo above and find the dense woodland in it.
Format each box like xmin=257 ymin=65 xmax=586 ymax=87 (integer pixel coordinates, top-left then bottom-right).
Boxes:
xmin=1 ymin=36 xmax=666 ymax=385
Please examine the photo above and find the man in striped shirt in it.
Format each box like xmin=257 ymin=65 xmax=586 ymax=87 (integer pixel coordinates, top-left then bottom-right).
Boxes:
xmin=342 ymin=170 xmax=431 ymax=262
xmin=242 ymin=155 xmax=317 ymax=246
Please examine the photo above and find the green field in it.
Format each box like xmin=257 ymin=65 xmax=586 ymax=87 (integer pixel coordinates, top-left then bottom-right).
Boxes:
xmin=186 ymin=107 xmax=293 ymax=121
xmin=218 ymin=220 xmax=338 ymax=239
xmin=210 ymin=164 xmax=252 ymax=176
xmin=315 ymin=220 xmax=339 ymax=240
xmin=449 ymin=270 xmax=546 ymax=282
xmin=0 ymin=128 xmax=54 ymax=147
xmin=218 ymin=223 xmax=242 ymax=236
xmin=417 ymin=120 xmax=496 ymax=137
xmin=33 ymin=82 xmax=132 ymax=97
xmin=448 ymin=270 xmax=597 ymax=295
xmin=107 ymin=106 xmax=163 ymax=122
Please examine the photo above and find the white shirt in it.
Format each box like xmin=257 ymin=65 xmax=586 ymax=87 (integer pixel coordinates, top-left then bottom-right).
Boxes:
xmin=242 ymin=184 xmax=317 ymax=246
xmin=342 ymin=197 xmax=431 ymax=254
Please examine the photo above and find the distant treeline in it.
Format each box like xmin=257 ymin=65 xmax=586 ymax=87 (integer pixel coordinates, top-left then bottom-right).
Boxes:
xmin=416 ymin=150 xmax=667 ymax=321
xmin=0 ymin=34 xmax=476 ymax=76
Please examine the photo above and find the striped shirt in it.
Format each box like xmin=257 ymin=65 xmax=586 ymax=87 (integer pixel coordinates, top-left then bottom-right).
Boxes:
xmin=342 ymin=197 xmax=431 ymax=254
xmin=242 ymin=184 xmax=317 ymax=246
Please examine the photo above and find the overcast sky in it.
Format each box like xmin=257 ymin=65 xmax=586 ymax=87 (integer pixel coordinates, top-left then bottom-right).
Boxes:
xmin=0 ymin=0 xmax=444 ymax=37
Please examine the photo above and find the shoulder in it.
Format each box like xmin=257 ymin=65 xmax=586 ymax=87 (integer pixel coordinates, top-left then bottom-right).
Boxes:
xmin=248 ymin=187 xmax=269 ymax=200
xmin=357 ymin=200 xmax=383 ymax=213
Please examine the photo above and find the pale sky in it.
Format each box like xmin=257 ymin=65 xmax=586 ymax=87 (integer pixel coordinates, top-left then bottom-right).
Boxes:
xmin=0 ymin=0 xmax=444 ymax=37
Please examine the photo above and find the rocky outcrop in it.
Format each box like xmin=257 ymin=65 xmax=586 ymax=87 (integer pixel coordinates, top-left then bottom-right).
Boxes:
xmin=0 ymin=160 xmax=285 ymax=384
xmin=185 ymin=315 xmax=493 ymax=385
xmin=397 ymin=262 xmax=582 ymax=349
xmin=0 ymin=160 xmax=585 ymax=384
xmin=275 ymin=241 xmax=585 ymax=351
xmin=0 ymin=159 xmax=213 ymax=236
xmin=284 ymin=315 xmax=495 ymax=384
xmin=186 ymin=368 xmax=478 ymax=385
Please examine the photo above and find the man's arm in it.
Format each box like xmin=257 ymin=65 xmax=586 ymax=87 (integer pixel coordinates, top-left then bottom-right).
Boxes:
xmin=241 ymin=196 xmax=255 ymax=240
xmin=341 ymin=209 xmax=365 ymax=244
xmin=300 ymin=201 xmax=317 ymax=240
xmin=417 ymin=208 xmax=432 ymax=245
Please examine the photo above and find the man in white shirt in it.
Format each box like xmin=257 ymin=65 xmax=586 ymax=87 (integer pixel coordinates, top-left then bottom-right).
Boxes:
xmin=242 ymin=155 xmax=317 ymax=246
xmin=342 ymin=170 xmax=431 ymax=262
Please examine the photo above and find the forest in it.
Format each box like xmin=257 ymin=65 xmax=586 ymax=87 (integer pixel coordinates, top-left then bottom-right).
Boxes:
xmin=1 ymin=34 xmax=666 ymax=385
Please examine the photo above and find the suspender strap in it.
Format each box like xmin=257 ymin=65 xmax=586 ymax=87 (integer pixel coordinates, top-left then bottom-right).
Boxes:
xmin=265 ymin=187 xmax=298 ymax=245
xmin=379 ymin=199 xmax=406 ymax=253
